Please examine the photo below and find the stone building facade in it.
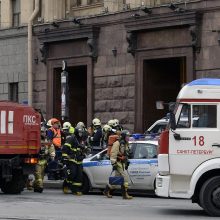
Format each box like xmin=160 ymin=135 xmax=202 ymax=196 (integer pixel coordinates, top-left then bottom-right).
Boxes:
xmin=1 ymin=0 xmax=220 ymax=132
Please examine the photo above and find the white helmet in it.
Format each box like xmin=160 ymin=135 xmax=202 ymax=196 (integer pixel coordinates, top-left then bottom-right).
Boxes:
xmin=76 ymin=121 xmax=85 ymax=129
xmin=114 ymin=119 xmax=119 ymax=126
xmin=107 ymin=119 xmax=116 ymax=128
xmin=46 ymin=119 xmax=52 ymax=127
xmin=63 ymin=122 xmax=71 ymax=130
xmin=102 ymin=124 xmax=111 ymax=133
xmin=92 ymin=118 xmax=101 ymax=126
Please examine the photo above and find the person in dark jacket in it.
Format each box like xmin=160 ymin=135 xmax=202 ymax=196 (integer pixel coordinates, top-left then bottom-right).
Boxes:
xmin=88 ymin=118 xmax=103 ymax=153
xmin=62 ymin=126 xmax=87 ymax=195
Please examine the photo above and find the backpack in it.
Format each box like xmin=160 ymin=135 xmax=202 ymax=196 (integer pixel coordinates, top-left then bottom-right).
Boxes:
xmin=107 ymin=135 xmax=119 ymax=156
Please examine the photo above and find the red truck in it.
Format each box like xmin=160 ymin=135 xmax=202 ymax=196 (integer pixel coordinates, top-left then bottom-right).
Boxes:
xmin=0 ymin=101 xmax=41 ymax=194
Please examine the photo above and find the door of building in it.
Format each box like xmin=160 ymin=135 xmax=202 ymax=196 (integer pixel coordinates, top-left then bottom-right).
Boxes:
xmin=143 ymin=57 xmax=186 ymax=131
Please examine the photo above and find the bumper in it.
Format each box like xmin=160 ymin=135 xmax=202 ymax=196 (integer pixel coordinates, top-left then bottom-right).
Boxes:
xmin=155 ymin=174 xmax=170 ymax=197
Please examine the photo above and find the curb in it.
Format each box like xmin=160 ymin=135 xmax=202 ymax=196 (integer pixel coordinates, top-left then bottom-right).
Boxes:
xmin=43 ymin=180 xmax=63 ymax=189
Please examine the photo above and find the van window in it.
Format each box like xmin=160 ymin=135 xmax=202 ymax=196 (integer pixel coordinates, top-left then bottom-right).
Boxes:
xmin=192 ymin=105 xmax=217 ymax=128
xmin=133 ymin=143 xmax=157 ymax=159
xmin=176 ymin=104 xmax=190 ymax=128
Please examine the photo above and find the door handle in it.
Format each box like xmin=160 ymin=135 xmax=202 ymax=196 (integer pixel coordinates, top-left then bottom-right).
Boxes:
xmin=212 ymin=143 xmax=220 ymax=147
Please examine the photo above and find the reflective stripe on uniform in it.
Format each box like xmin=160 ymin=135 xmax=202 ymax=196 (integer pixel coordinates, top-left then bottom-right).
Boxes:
xmin=73 ymin=182 xmax=82 ymax=186
xmin=68 ymin=159 xmax=83 ymax=164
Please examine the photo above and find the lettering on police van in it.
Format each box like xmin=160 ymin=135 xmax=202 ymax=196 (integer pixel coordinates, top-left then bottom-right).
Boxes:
xmin=23 ymin=115 xmax=36 ymax=125
xmin=177 ymin=149 xmax=213 ymax=155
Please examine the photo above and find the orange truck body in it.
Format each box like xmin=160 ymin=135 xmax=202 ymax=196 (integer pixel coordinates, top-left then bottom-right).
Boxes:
xmin=0 ymin=101 xmax=41 ymax=193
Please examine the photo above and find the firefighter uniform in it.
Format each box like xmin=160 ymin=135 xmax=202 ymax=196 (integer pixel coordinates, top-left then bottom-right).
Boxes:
xmin=62 ymin=133 xmax=85 ymax=195
xmin=33 ymin=134 xmax=55 ymax=193
xmin=103 ymin=130 xmax=132 ymax=199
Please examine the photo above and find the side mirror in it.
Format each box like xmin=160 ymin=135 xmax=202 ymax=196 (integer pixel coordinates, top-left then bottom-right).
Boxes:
xmin=96 ymin=154 xmax=101 ymax=160
xmin=173 ymin=133 xmax=181 ymax=140
xmin=170 ymin=112 xmax=176 ymax=130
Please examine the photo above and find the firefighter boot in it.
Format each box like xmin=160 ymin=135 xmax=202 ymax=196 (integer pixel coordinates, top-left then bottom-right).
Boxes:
xmin=62 ymin=180 xmax=69 ymax=194
xmin=73 ymin=192 xmax=82 ymax=196
xmin=103 ymin=185 xmax=113 ymax=198
xmin=121 ymin=185 xmax=133 ymax=199
xmin=33 ymin=179 xmax=43 ymax=193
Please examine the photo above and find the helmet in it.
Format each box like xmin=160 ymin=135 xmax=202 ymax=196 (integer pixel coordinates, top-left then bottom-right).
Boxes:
xmin=41 ymin=122 xmax=45 ymax=132
xmin=74 ymin=126 xmax=84 ymax=137
xmin=107 ymin=119 xmax=117 ymax=128
xmin=114 ymin=119 xmax=119 ymax=126
xmin=92 ymin=118 xmax=101 ymax=126
xmin=120 ymin=130 xmax=130 ymax=139
xmin=63 ymin=122 xmax=71 ymax=130
xmin=46 ymin=119 xmax=52 ymax=127
xmin=102 ymin=124 xmax=111 ymax=133
xmin=50 ymin=118 xmax=60 ymax=125
xmin=76 ymin=121 xmax=85 ymax=129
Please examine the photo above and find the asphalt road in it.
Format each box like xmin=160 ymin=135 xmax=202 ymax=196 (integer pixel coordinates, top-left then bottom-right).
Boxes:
xmin=0 ymin=189 xmax=210 ymax=220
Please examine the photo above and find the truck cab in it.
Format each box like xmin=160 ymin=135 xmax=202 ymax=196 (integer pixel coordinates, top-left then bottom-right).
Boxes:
xmin=156 ymin=78 xmax=220 ymax=216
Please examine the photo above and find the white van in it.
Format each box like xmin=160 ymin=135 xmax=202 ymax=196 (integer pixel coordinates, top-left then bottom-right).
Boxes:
xmin=156 ymin=78 xmax=220 ymax=216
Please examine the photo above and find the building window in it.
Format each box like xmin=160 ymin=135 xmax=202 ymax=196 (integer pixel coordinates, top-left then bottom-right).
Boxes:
xmin=9 ymin=83 xmax=18 ymax=102
xmin=12 ymin=0 xmax=20 ymax=27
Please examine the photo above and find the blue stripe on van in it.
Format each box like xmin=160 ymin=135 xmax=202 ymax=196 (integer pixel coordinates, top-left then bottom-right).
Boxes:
xmin=83 ymin=159 xmax=158 ymax=167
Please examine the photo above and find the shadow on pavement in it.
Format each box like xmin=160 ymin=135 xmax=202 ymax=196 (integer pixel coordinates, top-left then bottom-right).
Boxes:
xmin=158 ymin=208 xmax=208 ymax=217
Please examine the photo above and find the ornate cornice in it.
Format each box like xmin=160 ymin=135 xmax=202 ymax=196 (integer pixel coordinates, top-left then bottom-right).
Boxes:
xmin=35 ymin=25 xmax=100 ymax=63
xmin=124 ymin=10 xmax=201 ymax=32
xmin=35 ymin=25 xmax=100 ymax=43
xmin=124 ymin=10 xmax=202 ymax=54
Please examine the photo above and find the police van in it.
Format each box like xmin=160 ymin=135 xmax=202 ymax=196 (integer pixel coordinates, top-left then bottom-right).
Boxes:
xmin=82 ymin=134 xmax=158 ymax=194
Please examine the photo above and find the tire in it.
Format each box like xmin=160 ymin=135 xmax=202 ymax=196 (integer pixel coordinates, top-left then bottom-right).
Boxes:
xmin=199 ymin=176 xmax=220 ymax=216
xmin=1 ymin=171 xmax=25 ymax=194
xmin=82 ymin=174 xmax=90 ymax=194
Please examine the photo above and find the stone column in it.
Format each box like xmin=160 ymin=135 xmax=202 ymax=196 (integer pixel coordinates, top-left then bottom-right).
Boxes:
xmin=44 ymin=0 xmax=54 ymax=22
xmin=1 ymin=0 xmax=13 ymax=28
xmin=56 ymin=0 xmax=65 ymax=20
xmin=20 ymin=0 xmax=34 ymax=25
xmin=44 ymin=0 xmax=65 ymax=22
xmin=104 ymin=0 xmax=124 ymax=12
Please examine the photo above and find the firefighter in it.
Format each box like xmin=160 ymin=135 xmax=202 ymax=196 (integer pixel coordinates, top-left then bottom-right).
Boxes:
xmin=102 ymin=124 xmax=112 ymax=148
xmin=46 ymin=118 xmax=62 ymax=162
xmin=103 ymin=130 xmax=133 ymax=199
xmin=88 ymin=118 xmax=103 ymax=153
xmin=62 ymin=126 xmax=87 ymax=195
xmin=33 ymin=122 xmax=55 ymax=193
xmin=62 ymin=121 xmax=75 ymax=139
xmin=114 ymin=118 xmax=123 ymax=131
xmin=76 ymin=121 xmax=89 ymax=145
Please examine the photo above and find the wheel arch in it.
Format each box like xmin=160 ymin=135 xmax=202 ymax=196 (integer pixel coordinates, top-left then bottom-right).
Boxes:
xmin=82 ymin=171 xmax=91 ymax=194
xmin=190 ymin=159 xmax=220 ymax=203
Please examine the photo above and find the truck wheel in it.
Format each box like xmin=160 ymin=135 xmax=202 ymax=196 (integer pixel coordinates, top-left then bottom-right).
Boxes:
xmin=1 ymin=171 xmax=25 ymax=194
xmin=82 ymin=174 xmax=90 ymax=194
xmin=199 ymin=176 xmax=220 ymax=216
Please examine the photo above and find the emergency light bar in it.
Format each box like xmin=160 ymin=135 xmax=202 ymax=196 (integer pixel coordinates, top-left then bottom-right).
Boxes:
xmin=131 ymin=133 xmax=159 ymax=140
